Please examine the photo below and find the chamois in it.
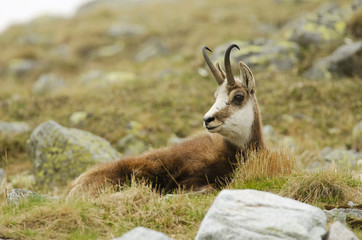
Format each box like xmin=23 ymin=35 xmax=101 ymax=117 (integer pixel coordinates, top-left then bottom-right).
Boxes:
xmin=66 ymin=44 xmax=265 ymax=197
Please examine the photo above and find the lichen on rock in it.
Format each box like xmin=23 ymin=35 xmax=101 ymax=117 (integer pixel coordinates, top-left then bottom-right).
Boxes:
xmin=26 ymin=120 xmax=122 ymax=187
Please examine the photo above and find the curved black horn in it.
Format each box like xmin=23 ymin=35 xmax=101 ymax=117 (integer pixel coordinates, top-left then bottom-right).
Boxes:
xmin=202 ymin=46 xmax=224 ymax=85
xmin=224 ymin=44 xmax=240 ymax=86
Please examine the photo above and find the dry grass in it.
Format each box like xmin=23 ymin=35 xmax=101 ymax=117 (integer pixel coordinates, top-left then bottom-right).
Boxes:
xmin=280 ymin=167 xmax=362 ymax=205
xmin=236 ymin=148 xmax=294 ymax=180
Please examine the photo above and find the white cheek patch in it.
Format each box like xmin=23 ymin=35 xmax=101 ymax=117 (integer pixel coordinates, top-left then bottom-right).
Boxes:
xmin=221 ymin=100 xmax=254 ymax=148
xmin=204 ymin=82 xmax=229 ymax=120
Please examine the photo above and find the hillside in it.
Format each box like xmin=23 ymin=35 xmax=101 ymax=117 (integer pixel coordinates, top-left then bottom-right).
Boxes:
xmin=0 ymin=0 xmax=361 ymax=239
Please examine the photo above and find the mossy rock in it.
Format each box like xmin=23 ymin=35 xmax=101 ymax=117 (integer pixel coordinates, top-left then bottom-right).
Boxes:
xmin=303 ymin=41 xmax=362 ymax=79
xmin=26 ymin=120 xmax=122 ymax=187
xmin=284 ymin=3 xmax=351 ymax=47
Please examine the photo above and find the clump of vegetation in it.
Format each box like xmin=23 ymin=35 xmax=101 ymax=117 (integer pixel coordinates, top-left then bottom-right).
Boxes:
xmin=347 ymin=7 xmax=362 ymax=39
xmin=281 ymin=169 xmax=362 ymax=205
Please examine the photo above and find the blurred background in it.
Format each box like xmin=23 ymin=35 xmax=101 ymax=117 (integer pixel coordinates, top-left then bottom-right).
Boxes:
xmin=0 ymin=0 xmax=361 ymax=190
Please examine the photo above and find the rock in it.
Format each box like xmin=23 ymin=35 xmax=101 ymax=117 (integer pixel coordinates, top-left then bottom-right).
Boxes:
xmin=116 ymin=134 xmax=149 ymax=155
xmin=17 ymin=33 xmax=51 ymax=46
xmin=116 ymin=121 xmax=148 ymax=155
xmin=320 ymin=147 xmax=361 ymax=169
xmin=326 ymin=221 xmax=359 ymax=240
xmin=0 ymin=121 xmax=31 ymax=136
xmin=352 ymin=121 xmax=362 ymax=151
xmin=90 ymin=44 xmax=123 ymax=58
xmin=281 ymin=136 xmax=296 ymax=150
xmin=112 ymin=226 xmax=174 ymax=240
xmin=262 ymin=125 xmax=278 ymax=143
xmin=8 ymin=59 xmax=38 ymax=76
xmin=69 ymin=111 xmax=89 ymax=125
xmin=135 ymin=38 xmax=169 ymax=62
xmin=352 ymin=0 xmax=362 ymax=10
xmin=108 ymin=24 xmax=145 ymax=38
xmin=167 ymin=134 xmax=185 ymax=146
xmin=213 ymin=39 xmax=300 ymax=72
xmin=26 ymin=120 xmax=122 ymax=187
xmin=284 ymin=3 xmax=349 ymax=47
xmin=195 ymin=189 xmax=327 ymax=240
xmin=303 ymin=41 xmax=362 ymax=79
xmin=79 ymin=70 xmax=136 ymax=88
xmin=324 ymin=208 xmax=362 ymax=225
xmin=7 ymin=188 xmax=55 ymax=204
xmin=32 ymin=73 xmax=66 ymax=95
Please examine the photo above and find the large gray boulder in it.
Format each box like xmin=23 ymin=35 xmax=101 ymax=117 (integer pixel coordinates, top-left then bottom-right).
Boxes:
xmin=303 ymin=41 xmax=362 ymax=80
xmin=195 ymin=189 xmax=327 ymax=240
xmin=211 ymin=39 xmax=300 ymax=72
xmin=326 ymin=221 xmax=358 ymax=240
xmin=112 ymin=227 xmax=173 ymax=240
xmin=26 ymin=121 xmax=122 ymax=187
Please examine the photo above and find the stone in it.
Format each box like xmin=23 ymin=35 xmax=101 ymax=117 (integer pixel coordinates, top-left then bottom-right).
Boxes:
xmin=352 ymin=121 xmax=362 ymax=151
xmin=90 ymin=44 xmax=123 ymax=58
xmin=108 ymin=24 xmax=145 ymax=38
xmin=135 ymin=38 xmax=169 ymax=62
xmin=17 ymin=33 xmax=51 ymax=46
xmin=262 ymin=125 xmax=278 ymax=143
xmin=26 ymin=120 xmax=122 ymax=187
xmin=284 ymin=3 xmax=349 ymax=47
xmin=116 ymin=134 xmax=149 ymax=156
xmin=324 ymin=208 xmax=362 ymax=225
xmin=69 ymin=111 xmax=89 ymax=125
xmin=79 ymin=70 xmax=136 ymax=88
xmin=326 ymin=221 xmax=358 ymax=240
xmin=8 ymin=59 xmax=38 ymax=76
xmin=213 ymin=39 xmax=300 ymax=72
xmin=167 ymin=134 xmax=185 ymax=146
xmin=116 ymin=121 xmax=148 ymax=155
xmin=320 ymin=147 xmax=361 ymax=169
xmin=7 ymin=188 xmax=55 ymax=204
xmin=195 ymin=189 xmax=327 ymax=240
xmin=32 ymin=73 xmax=66 ymax=95
xmin=303 ymin=41 xmax=362 ymax=80
xmin=112 ymin=226 xmax=173 ymax=240
xmin=0 ymin=121 xmax=31 ymax=136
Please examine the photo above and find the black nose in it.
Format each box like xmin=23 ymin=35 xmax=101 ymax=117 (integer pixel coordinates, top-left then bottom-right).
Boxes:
xmin=203 ymin=116 xmax=215 ymax=124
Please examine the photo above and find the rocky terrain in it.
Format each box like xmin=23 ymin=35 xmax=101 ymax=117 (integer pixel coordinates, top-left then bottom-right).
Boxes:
xmin=0 ymin=0 xmax=361 ymax=239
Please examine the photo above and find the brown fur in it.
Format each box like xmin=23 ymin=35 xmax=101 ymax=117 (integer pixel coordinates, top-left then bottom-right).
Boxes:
xmin=67 ymin=133 xmax=240 ymax=196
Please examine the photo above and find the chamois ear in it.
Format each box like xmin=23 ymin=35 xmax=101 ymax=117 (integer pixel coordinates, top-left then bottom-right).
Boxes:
xmin=216 ymin=62 xmax=226 ymax=79
xmin=239 ymin=61 xmax=255 ymax=93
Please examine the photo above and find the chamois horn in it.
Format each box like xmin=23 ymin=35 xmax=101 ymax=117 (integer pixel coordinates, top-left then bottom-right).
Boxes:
xmin=224 ymin=44 xmax=240 ymax=86
xmin=202 ymin=46 xmax=224 ymax=85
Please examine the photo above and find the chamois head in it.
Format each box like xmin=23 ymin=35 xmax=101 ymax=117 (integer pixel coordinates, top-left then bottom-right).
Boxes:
xmin=202 ymin=44 xmax=263 ymax=149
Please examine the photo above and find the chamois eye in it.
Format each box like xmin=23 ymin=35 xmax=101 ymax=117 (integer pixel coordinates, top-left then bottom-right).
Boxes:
xmin=232 ymin=94 xmax=244 ymax=105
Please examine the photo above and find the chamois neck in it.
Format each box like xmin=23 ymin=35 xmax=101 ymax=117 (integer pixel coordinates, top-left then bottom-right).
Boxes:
xmin=225 ymin=95 xmax=265 ymax=151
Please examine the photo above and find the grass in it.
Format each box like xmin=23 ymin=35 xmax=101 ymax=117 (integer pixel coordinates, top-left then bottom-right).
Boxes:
xmin=0 ymin=0 xmax=361 ymax=239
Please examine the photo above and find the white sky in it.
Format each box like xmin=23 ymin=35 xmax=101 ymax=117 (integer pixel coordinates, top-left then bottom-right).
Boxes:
xmin=0 ymin=0 xmax=91 ymax=33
